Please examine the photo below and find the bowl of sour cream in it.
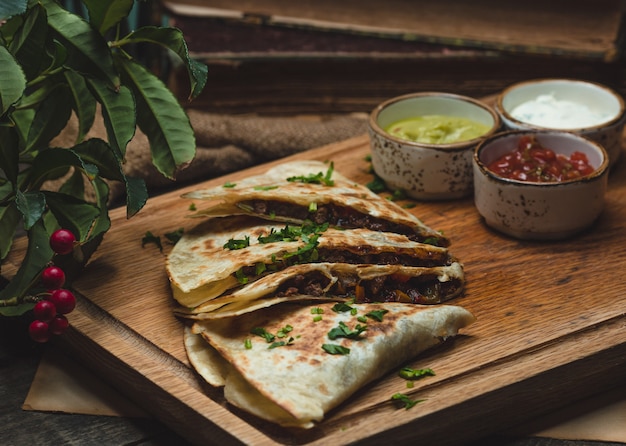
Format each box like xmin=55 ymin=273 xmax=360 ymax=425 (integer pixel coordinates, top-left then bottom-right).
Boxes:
xmin=368 ymin=92 xmax=500 ymax=200
xmin=496 ymin=78 xmax=626 ymax=166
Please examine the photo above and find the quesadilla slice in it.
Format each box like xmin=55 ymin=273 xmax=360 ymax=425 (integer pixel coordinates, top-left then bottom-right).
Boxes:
xmin=186 ymin=301 xmax=475 ymax=428
xmin=182 ymin=160 xmax=449 ymax=247
xmin=167 ymin=215 xmax=457 ymax=308
xmin=175 ymin=261 xmax=465 ymax=319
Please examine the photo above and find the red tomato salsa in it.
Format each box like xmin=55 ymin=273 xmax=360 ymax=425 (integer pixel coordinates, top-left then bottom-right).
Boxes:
xmin=486 ymin=135 xmax=595 ymax=182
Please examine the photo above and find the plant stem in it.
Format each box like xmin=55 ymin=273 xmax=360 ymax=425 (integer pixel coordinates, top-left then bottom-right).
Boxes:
xmin=0 ymin=295 xmax=41 ymax=307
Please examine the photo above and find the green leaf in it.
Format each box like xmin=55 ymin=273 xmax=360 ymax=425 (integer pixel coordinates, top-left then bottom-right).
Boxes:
xmin=0 ymin=125 xmax=20 ymax=183
xmin=0 ymin=218 xmax=53 ymax=316
xmin=124 ymin=176 xmax=148 ymax=218
xmin=7 ymin=3 xmax=48 ymax=81
xmin=0 ymin=203 xmax=20 ymax=259
xmin=64 ymin=70 xmax=96 ymax=143
xmin=27 ymin=147 xmax=84 ymax=189
xmin=7 ymin=108 xmax=31 ymax=152
xmin=0 ymin=0 xmax=27 ymax=22
xmin=0 ymin=46 xmax=27 ymax=116
xmin=87 ymin=78 xmax=135 ymax=158
xmin=43 ymin=0 xmax=120 ymax=89
xmin=43 ymin=191 xmax=99 ymax=242
xmin=120 ymin=26 xmax=208 ymax=99
xmin=70 ymin=138 xmax=124 ymax=181
xmin=118 ymin=58 xmax=196 ymax=179
xmin=69 ymin=138 xmax=148 ymax=218
xmin=24 ymin=83 xmax=73 ymax=152
xmin=88 ymin=176 xmax=111 ymax=238
xmin=82 ymin=0 xmax=134 ymax=36
xmin=58 ymin=167 xmax=85 ymax=198
xmin=15 ymin=189 xmax=45 ymax=230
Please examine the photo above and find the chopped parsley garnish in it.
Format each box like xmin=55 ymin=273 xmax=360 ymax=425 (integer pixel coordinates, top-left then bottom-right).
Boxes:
xmin=391 ymin=393 xmax=423 ymax=410
xmin=364 ymin=309 xmax=389 ymax=322
xmin=327 ymin=321 xmax=367 ymax=340
xmin=250 ymin=327 xmax=275 ymax=342
xmin=331 ymin=302 xmax=354 ymax=313
xmin=224 ymin=236 xmax=250 ymax=250
xmin=286 ymin=162 xmax=335 ymax=186
xmin=250 ymin=326 xmax=298 ymax=349
xmin=257 ymin=222 xmax=328 ymax=244
xmin=322 ymin=343 xmax=350 ymax=355
xmin=313 ymin=315 xmax=323 ymax=322
xmin=282 ymin=233 xmax=320 ymax=263
xmin=223 ymin=182 xmax=236 ymax=188
xmin=398 ymin=367 xmax=435 ymax=381
xmin=366 ymin=175 xmax=387 ymax=193
xmin=269 ymin=337 xmax=294 ymax=349
xmin=188 ymin=203 xmax=196 ymax=211
xmin=389 ymin=189 xmax=407 ymax=201
xmin=164 ymin=227 xmax=184 ymax=244
xmin=254 ymin=185 xmax=279 ymax=191
xmin=235 ymin=268 xmax=249 ymax=284
xmin=244 ymin=338 xmax=252 ymax=349
xmin=141 ymin=231 xmax=163 ymax=251
xmin=276 ymin=325 xmax=293 ymax=338
xmin=311 ymin=307 xmax=324 ymax=314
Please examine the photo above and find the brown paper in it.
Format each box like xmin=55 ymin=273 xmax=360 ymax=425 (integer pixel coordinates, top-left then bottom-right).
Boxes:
xmin=508 ymin=385 xmax=626 ymax=443
xmin=23 ymin=345 xmax=148 ymax=418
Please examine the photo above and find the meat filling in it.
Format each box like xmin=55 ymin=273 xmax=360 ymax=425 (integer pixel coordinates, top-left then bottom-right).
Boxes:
xmin=241 ymin=200 xmax=446 ymax=246
xmin=239 ymin=248 xmax=452 ymax=279
xmin=274 ymin=271 xmax=461 ymax=304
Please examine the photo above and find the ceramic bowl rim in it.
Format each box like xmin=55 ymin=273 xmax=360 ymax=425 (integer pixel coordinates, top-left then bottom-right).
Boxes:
xmin=369 ymin=91 xmax=501 ymax=151
xmin=473 ymin=130 xmax=610 ymax=187
xmin=496 ymin=78 xmax=626 ymax=131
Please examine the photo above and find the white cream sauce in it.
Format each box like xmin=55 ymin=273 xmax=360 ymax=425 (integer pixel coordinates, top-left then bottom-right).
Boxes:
xmin=510 ymin=93 xmax=613 ymax=129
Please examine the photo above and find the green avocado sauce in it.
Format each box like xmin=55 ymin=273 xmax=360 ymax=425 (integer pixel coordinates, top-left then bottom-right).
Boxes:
xmin=385 ymin=115 xmax=490 ymax=144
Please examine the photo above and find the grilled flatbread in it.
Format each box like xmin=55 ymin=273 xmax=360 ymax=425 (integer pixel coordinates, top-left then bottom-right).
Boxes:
xmin=182 ymin=160 xmax=449 ymax=247
xmin=186 ymin=301 xmax=475 ymax=428
xmin=167 ymin=215 xmax=457 ymax=308
xmin=175 ymin=261 xmax=465 ymax=319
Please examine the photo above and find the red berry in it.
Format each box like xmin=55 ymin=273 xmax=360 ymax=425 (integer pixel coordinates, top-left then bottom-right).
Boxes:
xmin=48 ymin=289 xmax=76 ymax=314
xmin=41 ymin=266 xmax=66 ymax=289
xmin=50 ymin=229 xmax=76 ymax=255
xmin=49 ymin=315 xmax=69 ymax=335
xmin=29 ymin=320 xmax=50 ymax=343
xmin=33 ymin=300 xmax=57 ymax=322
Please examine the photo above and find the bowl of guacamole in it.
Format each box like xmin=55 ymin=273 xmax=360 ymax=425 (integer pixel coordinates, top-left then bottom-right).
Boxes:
xmin=368 ymin=92 xmax=500 ymax=200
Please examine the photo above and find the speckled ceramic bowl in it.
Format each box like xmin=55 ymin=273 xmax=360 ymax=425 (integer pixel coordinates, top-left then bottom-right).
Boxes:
xmin=473 ymin=130 xmax=609 ymax=240
xmin=496 ymin=78 xmax=625 ymax=167
xmin=368 ymin=92 xmax=500 ymax=200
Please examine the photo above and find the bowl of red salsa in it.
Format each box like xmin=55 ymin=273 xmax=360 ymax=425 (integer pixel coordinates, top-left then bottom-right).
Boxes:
xmin=473 ymin=130 xmax=609 ymax=240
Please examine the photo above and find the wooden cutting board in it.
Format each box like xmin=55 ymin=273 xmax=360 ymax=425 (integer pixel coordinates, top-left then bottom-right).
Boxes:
xmin=48 ymin=133 xmax=626 ymax=445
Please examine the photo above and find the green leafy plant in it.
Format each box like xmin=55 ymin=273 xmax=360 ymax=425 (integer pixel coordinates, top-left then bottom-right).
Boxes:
xmin=0 ymin=0 xmax=207 ymax=319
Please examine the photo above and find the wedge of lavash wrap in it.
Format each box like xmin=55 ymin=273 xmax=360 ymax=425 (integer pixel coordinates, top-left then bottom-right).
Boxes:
xmin=174 ymin=260 xmax=465 ymax=319
xmin=182 ymin=160 xmax=449 ymax=247
xmin=185 ymin=301 xmax=475 ymax=428
xmin=167 ymin=215 xmax=458 ymax=309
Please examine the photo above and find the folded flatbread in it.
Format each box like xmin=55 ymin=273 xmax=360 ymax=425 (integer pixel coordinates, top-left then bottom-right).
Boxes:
xmin=167 ymin=215 xmax=457 ymax=308
xmin=185 ymin=301 xmax=475 ymax=428
xmin=176 ymin=261 xmax=465 ymax=319
xmin=182 ymin=160 xmax=449 ymax=247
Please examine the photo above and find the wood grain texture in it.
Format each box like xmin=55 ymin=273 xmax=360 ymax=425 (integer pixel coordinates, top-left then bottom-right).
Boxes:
xmin=55 ymin=133 xmax=626 ymax=445
xmin=164 ymin=0 xmax=624 ymax=59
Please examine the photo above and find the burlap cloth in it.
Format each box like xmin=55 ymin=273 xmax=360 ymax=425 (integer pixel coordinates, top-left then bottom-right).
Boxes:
xmin=51 ymin=108 xmax=369 ymax=201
